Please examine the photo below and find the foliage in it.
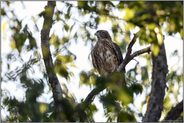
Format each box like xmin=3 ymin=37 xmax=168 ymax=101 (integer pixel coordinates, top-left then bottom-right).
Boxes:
xmin=1 ymin=1 xmax=183 ymax=122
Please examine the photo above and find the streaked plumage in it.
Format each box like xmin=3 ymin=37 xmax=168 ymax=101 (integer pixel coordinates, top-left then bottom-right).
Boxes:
xmin=91 ymin=30 xmax=123 ymax=76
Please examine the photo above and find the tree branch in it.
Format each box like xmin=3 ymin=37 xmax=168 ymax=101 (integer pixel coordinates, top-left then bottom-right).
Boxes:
xmin=76 ymin=86 xmax=106 ymax=121
xmin=41 ymin=1 xmax=63 ymax=103
xmin=117 ymin=34 xmax=137 ymax=72
xmin=117 ymin=33 xmax=151 ymax=72
xmin=126 ymin=33 xmax=138 ymax=57
xmin=131 ymin=46 xmax=151 ymax=59
xmin=117 ymin=46 xmax=151 ymax=72
xmin=164 ymin=100 xmax=183 ymax=121
xmin=142 ymin=43 xmax=168 ymax=122
xmin=84 ymin=86 xmax=105 ymax=106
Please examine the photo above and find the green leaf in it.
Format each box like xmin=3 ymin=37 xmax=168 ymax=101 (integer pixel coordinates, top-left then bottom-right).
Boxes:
xmin=118 ymin=87 xmax=133 ymax=105
xmin=39 ymin=103 xmax=48 ymax=113
xmin=13 ymin=33 xmax=27 ymax=52
xmin=129 ymin=83 xmax=143 ymax=95
xmin=64 ymin=24 xmax=70 ymax=31
xmin=151 ymin=44 xmax=160 ymax=56
xmin=79 ymin=71 xmax=89 ymax=85
xmin=117 ymin=111 xmax=136 ymax=122
xmin=164 ymin=95 xmax=172 ymax=111
xmin=123 ymin=8 xmax=135 ymax=21
xmin=141 ymin=66 xmax=148 ymax=81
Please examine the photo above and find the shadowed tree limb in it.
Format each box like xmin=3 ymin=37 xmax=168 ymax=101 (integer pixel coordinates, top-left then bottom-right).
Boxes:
xmin=142 ymin=43 xmax=168 ymax=122
xmin=164 ymin=100 xmax=183 ymax=121
xmin=40 ymin=1 xmax=64 ymax=117
xmin=76 ymin=85 xmax=106 ymax=121
xmin=84 ymin=86 xmax=106 ymax=106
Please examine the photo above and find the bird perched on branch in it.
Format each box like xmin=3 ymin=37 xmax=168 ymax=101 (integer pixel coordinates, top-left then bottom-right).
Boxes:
xmin=91 ymin=30 xmax=123 ymax=77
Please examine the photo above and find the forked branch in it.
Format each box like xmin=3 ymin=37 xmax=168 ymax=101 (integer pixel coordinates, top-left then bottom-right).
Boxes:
xmin=117 ymin=33 xmax=150 ymax=72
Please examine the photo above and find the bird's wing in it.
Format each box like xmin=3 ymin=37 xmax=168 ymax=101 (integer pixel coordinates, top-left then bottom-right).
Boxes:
xmin=99 ymin=39 xmax=123 ymax=65
xmin=112 ymin=42 xmax=126 ymax=72
xmin=112 ymin=42 xmax=123 ymax=64
xmin=91 ymin=45 xmax=101 ymax=72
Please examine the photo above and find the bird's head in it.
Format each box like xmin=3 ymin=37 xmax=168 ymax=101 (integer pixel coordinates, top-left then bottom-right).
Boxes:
xmin=95 ymin=30 xmax=112 ymax=40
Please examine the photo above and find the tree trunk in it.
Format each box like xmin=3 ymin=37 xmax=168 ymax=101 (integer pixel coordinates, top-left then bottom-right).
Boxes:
xmin=143 ymin=43 xmax=168 ymax=122
xmin=40 ymin=1 xmax=64 ymax=121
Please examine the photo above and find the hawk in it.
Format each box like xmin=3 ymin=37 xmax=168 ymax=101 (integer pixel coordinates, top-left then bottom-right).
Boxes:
xmin=91 ymin=30 xmax=123 ymax=76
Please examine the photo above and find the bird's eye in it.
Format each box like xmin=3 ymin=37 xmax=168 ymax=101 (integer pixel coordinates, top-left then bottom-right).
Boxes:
xmin=101 ymin=31 xmax=105 ymax=35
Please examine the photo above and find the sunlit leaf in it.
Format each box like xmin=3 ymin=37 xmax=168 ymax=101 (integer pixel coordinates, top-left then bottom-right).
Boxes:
xmin=56 ymin=54 xmax=73 ymax=64
xmin=2 ymin=20 xmax=8 ymax=33
xmin=89 ymin=75 xmax=97 ymax=85
xmin=147 ymin=23 xmax=156 ymax=30
xmin=80 ymin=71 xmax=89 ymax=85
xmin=118 ymin=87 xmax=133 ymax=105
xmin=154 ymin=27 xmax=163 ymax=45
xmin=164 ymin=95 xmax=172 ymax=110
xmin=50 ymin=34 xmax=59 ymax=45
xmin=151 ymin=44 xmax=160 ymax=56
xmin=39 ymin=103 xmax=48 ymax=113
xmin=99 ymin=15 xmax=108 ymax=23
xmin=123 ymin=8 xmax=134 ymax=21
xmin=10 ymin=40 xmax=16 ymax=49
xmin=156 ymin=33 xmax=163 ymax=45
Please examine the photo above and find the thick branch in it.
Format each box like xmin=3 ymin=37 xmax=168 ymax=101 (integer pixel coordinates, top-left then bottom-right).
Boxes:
xmin=76 ymin=85 xmax=106 ymax=121
xmin=143 ymin=43 xmax=168 ymax=122
xmin=84 ymin=86 xmax=106 ymax=106
xmin=164 ymin=100 xmax=183 ymax=121
xmin=41 ymin=1 xmax=63 ymax=102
